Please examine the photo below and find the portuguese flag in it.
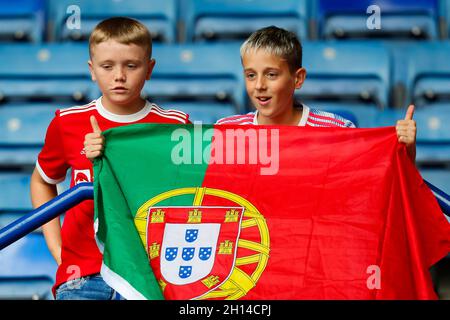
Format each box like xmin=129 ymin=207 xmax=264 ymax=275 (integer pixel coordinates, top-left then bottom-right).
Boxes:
xmin=93 ymin=123 xmax=450 ymax=300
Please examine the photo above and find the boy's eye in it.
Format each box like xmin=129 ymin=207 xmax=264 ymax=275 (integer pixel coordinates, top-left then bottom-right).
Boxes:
xmin=127 ymin=64 xmax=137 ymax=69
xmin=245 ymin=73 xmax=256 ymax=80
xmin=266 ymin=72 xmax=278 ymax=79
xmin=101 ymin=65 xmax=112 ymax=70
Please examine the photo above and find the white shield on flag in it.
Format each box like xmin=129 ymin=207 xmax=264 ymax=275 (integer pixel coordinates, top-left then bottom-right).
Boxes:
xmin=143 ymin=204 xmax=248 ymax=299
xmin=160 ymin=223 xmax=221 ymax=285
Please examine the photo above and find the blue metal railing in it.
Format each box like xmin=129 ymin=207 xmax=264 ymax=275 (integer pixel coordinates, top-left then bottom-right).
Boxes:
xmin=0 ymin=181 xmax=449 ymax=251
xmin=0 ymin=183 xmax=93 ymax=250
xmin=425 ymin=180 xmax=450 ymax=219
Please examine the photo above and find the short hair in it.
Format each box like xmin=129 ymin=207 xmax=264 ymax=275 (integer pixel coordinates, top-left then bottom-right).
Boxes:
xmin=240 ymin=26 xmax=302 ymax=73
xmin=89 ymin=17 xmax=152 ymax=58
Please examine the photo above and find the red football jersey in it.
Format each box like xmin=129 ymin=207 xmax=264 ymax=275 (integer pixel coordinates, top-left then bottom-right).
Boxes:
xmin=216 ymin=105 xmax=356 ymax=128
xmin=36 ymin=98 xmax=190 ymax=293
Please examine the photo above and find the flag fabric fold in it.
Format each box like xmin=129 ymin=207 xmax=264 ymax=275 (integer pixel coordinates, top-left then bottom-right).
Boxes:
xmin=94 ymin=123 xmax=450 ymax=300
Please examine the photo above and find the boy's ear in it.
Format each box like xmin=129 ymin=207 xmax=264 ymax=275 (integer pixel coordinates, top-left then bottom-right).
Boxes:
xmin=88 ymin=60 xmax=96 ymax=82
xmin=146 ymin=58 xmax=156 ymax=80
xmin=294 ymin=67 xmax=307 ymax=89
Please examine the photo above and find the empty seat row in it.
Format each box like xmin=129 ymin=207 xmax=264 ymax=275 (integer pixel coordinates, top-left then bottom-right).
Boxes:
xmin=314 ymin=0 xmax=441 ymax=40
xmin=0 ymin=41 xmax=450 ymax=166
xmin=0 ymin=171 xmax=70 ymax=299
xmin=3 ymin=0 xmax=450 ymax=43
xmin=0 ymin=105 xmax=449 ymax=167
xmin=0 ymin=233 xmax=56 ymax=299
xmin=0 ymin=188 xmax=56 ymax=299
xmin=1 ymin=41 xmax=450 ymax=112
xmin=49 ymin=0 xmax=177 ymax=43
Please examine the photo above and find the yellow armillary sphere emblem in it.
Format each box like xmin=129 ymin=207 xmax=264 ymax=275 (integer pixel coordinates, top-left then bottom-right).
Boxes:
xmin=134 ymin=187 xmax=270 ymax=300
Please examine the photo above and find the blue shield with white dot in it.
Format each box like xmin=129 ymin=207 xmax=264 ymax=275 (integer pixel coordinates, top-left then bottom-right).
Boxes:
xmin=185 ymin=229 xmax=198 ymax=242
xmin=199 ymin=247 xmax=212 ymax=261
xmin=182 ymin=247 xmax=195 ymax=261
xmin=165 ymin=247 xmax=178 ymax=261
xmin=179 ymin=266 xmax=192 ymax=279
xmin=160 ymin=223 xmax=222 ymax=285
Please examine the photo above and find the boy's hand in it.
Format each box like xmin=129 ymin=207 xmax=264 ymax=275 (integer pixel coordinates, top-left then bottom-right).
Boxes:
xmin=396 ymin=104 xmax=416 ymax=161
xmin=84 ymin=116 xmax=105 ymax=161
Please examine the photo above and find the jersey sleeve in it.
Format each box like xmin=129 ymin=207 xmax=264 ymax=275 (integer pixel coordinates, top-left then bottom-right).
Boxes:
xmin=326 ymin=110 xmax=357 ymax=128
xmin=36 ymin=113 xmax=69 ymax=184
xmin=344 ymin=118 xmax=357 ymax=128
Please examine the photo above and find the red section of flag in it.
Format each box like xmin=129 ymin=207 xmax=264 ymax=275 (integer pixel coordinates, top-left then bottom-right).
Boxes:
xmin=196 ymin=125 xmax=450 ymax=299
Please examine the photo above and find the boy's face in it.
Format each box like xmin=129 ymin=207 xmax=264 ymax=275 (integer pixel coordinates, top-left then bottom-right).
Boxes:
xmin=88 ymin=39 xmax=154 ymax=113
xmin=242 ymin=49 xmax=305 ymax=122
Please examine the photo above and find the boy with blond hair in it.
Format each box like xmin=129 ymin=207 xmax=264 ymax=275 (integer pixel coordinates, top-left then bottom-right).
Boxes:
xmin=216 ymin=26 xmax=417 ymax=160
xmin=30 ymin=17 xmax=190 ymax=300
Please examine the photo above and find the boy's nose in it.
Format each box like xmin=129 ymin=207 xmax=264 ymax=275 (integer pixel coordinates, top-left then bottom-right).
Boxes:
xmin=255 ymin=76 xmax=266 ymax=90
xmin=114 ymin=68 xmax=126 ymax=82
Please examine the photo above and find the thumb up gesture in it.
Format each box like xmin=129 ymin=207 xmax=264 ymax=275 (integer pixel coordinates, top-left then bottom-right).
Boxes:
xmin=84 ymin=116 xmax=105 ymax=160
xmin=396 ymin=105 xmax=416 ymax=162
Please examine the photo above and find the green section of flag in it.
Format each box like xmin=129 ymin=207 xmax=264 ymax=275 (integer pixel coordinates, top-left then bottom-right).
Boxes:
xmin=94 ymin=123 xmax=210 ymax=299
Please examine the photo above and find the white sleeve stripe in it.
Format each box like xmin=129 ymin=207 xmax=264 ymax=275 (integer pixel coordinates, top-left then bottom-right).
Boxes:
xmin=149 ymin=109 xmax=186 ymax=123
xmin=59 ymin=106 xmax=97 ymax=117
xmin=59 ymin=101 xmax=96 ymax=115
xmin=309 ymin=109 xmax=356 ymax=128
xmin=152 ymin=104 xmax=188 ymax=120
xmin=217 ymin=116 xmax=253 ymax=124
xmin=36 ymin=160 xmax=66 ymax=185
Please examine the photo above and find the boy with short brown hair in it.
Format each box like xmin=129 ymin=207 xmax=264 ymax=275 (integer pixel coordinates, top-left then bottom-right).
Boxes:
xmin=30 ymin=17 xmax=190 ymax=300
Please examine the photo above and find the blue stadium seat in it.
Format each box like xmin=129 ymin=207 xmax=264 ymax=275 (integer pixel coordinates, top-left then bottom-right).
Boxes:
xmin=420 ymin=167 xmax=450 ymax=223
xmin=0 ymin=170 xmax=69 ymax=234
xmin=0 ymin=172 xmax=33 ymax=210
xmin=0 ymin=171 xmax=58 ymax=299
xmin=298 ymin=41 xmax=391 ymax=128
xmin=376 ymin=105 xmax=450 ymax=164
xmin=0 ymin=44 xmax=96 ymax=107
xmin=399 ymin=41 xmax=450 ymax=108
xmin=414 ymin=104 xmax=450 ymax=141
xmin=0 ymin=276 xmax=54 ymax=300
xmin=0 ymin=170 xmax=70 ymax=299
xmin=0 ymin=105 xmax=55 ymax=166
xmin=49 ymin=0 xmax=177 ymax=43
xmin=414 ymin=104 xmax=450 ymax=164
xmin=0 ymin=234 xmax=56 ymax=299
xmin=148 ymin=43 xmax=244 ymax=123
xmin=0 ymin=170 xmax=73 ymax=212
xmin=421 ymin=167 xmax=450 ymax=194
xmin=183 ymin=0 xmax=309 ymax=42
xmin=0 ymin=0 xmax=45 ymax=43
xmin=439 ymin=0 xmax=450 ymax=38
xmin=314 ymin=0 xmax=439 ymax=40
xmin=0 ymin=168 xmax=70 ymax=299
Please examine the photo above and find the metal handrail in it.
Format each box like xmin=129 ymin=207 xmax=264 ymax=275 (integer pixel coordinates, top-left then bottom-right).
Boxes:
xmin=0 ymin=183 xmax=93 ymax=250
xmin=0 ymin=180 xmax=449 ymax=251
